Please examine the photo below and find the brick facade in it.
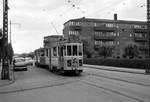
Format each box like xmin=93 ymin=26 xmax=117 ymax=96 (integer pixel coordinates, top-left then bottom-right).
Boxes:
xmin=63 ymin=15 xmax=148 ymax=59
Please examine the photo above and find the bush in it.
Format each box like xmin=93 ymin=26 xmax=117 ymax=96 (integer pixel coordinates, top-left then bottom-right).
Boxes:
xmin=83 ymin=58 xmax=149 ymax=69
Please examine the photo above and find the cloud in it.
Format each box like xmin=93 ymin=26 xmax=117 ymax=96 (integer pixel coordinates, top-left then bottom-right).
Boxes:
xmin=0 ymin=0 xmax=147 ymax=54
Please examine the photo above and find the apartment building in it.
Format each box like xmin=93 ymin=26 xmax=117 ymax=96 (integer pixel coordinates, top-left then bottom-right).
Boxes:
xmin=63 ymin=14 xmax=148 ymax=59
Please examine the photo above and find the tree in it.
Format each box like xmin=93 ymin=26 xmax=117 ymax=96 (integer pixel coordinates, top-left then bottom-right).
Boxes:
xmin=7 ymin=43 xmax=14 ymax=63
xmin=97 ymin=46 xmax=112 ymax=58
xmin=123 ymin=44 xmax=139 ymax=59
xmin=82 ymin=39 xmax=96 ymax=58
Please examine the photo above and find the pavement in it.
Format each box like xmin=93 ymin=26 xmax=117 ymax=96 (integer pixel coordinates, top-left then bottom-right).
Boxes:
xmin=0 ymin=64 xmax=148 ymax=94
xmin=83 ymin=64 xmax=146 ymax=74
xmin=0 ymin=63 xmax=15 ymax=88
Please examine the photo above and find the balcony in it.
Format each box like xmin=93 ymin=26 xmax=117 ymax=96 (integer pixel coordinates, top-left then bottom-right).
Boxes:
xmin=138 ymin=45 xmax=148 ymax=50
xmin=133 ymin=29 xmax=147 ymax=33
xmin=94 ymin=27 xmax=115 ymax=31
xmin=134 ymin=37 xmax=148 ymax=42
xmin=94 ymin=45 xmax=115 ymax=49
xmin=69 ymin=26 xmax=82 ymax=30
xmin=94 ymin=35 xmax=116 ymax=40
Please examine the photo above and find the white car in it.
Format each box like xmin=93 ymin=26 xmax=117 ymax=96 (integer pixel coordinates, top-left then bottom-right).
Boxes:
xmin=13 ymin=57 xmax=28 ymax=71
xmin=25 ymin=57 xmax=34 ymax=66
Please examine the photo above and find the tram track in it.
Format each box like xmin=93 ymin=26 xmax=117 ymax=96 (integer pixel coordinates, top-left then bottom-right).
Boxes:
xmin=79 ymin=78 xmax=145 ymax=102
xmin=84 ymin=65 xmax=144 ymax=75
xmin=83 ymin=72 xmax=150 ymax=87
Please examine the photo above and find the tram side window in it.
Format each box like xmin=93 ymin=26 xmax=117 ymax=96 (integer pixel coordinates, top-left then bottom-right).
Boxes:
xmin=40 ymin=50 xmax=44 ymax=56
xmin=79 ymin=45 xmax=82 ymax=56
xmin=73 ymin=45 xmax=77 ymax=56
xmin=64 ymin=46 xmax=66 ymax=56
xmin=67 ymin=45 xmax=71 ymax=56
xmin=60 ymin=47 xmax=63 ymax=56
xmin=46 ymin=49 xmax=49 ymax=57
xmin=53 ymin=47 xmax=57 ymax=56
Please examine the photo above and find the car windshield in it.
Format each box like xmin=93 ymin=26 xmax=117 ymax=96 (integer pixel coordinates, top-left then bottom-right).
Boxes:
xmin=25 ymin=57 xmax=32 ymax=60
xmin=15 ymin=58 xmax=25 ymax=62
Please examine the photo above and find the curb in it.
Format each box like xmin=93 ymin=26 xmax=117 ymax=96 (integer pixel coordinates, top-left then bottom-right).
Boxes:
xmin=0 ymin=65 xmax=15 ymax=87
xmin=83 ymin=64 xmax=145 ymax=74
xmin=0 ymin=80 xmax=15 ymax=87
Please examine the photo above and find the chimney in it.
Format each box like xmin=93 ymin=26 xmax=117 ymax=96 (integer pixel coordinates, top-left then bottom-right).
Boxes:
xmin=114 ymin=14 xmax=117 ymax=20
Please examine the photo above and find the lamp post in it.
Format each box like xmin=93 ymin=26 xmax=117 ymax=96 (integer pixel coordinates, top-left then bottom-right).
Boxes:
xmin=1 ymin=0 xmax=10 ymax=80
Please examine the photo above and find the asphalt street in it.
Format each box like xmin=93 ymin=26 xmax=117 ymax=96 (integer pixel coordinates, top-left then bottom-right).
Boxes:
xmin=0 ymin=65 xmax=150 ymax=102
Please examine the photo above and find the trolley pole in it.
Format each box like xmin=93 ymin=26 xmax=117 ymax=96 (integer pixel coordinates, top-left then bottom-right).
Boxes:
xmin=1 ymin=0 xmax=10 ymax=80
xmin=145 ymin=0 xmax=150 ymax=74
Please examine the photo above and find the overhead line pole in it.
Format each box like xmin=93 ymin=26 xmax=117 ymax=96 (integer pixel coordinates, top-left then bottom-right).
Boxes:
xmin=145 ymin=0 xmax=150 ymax=74
xmin=1 ymin=0 xmax=10 ymax=80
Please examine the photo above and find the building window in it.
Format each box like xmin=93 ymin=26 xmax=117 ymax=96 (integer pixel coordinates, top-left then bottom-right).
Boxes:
xmin=94 ymin=40 xmax=114 ymax=46
xmin=68 ymin=21 xmax=75 ymax=26
xmin=117 ymin=32 xmax=120 ymax=36
xmin=75 ymin=22 xmax=81 ymax=26
xmin=141 ymin=25 xmax=147 ymax=29
xmin=69 ymin=31 xmax=79 ymax=36
xmin=134 ymin=33 xmax=146 ymax=38
xmin=106 ymin=41 xmax=114 ymax=46
xmin=106 ymin=23 xmax=114 ymax=27
xmin=94 ymin=31 xmax=116 ymax=37
xmin=94 ymin=23 xmax=97 ymax=27
xmin=130 ymin=33 xmax=132 ymax=37
xmin=133 ymin=25 xmax=147 ymax=29
xmin=117 ymin=41 xmax=119 ymax=45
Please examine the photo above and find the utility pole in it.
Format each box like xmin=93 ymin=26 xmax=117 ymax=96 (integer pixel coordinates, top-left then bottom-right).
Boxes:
xmin=1 ymin=0 xmax=10 ymax=80
xmin=9 ymin=20 xmax=12 ymax=44
xmin=145 ymin=0 xmax=150 ymax=74
xmin=9 ymin=21 xmax=21 ymax=44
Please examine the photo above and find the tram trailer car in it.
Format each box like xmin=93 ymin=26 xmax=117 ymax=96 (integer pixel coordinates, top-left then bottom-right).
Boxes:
xmin=34 ymin=48 xmax=49 ymax=68
xmin=34 ymin=39 xmax=83 ymax=75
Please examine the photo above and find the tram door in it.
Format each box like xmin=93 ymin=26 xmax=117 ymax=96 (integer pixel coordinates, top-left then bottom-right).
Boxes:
xmin=49 ymin=48 xmax=52 ymax=70
xmin=59 ymin=46 xmax=64 ymax=69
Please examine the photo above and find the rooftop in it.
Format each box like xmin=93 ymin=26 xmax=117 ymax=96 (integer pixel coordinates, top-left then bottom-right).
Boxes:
xmin=64 ymin=16 xmax=147 ymax=25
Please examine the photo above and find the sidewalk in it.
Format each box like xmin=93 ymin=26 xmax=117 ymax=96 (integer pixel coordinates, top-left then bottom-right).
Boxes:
xmin=0 ymin=63 xmax=15 ymax=87
xmin=83 ymin=64 xmax=145 ymax=74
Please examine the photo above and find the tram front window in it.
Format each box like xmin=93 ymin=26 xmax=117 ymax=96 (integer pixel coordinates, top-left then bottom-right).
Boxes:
xmin=73 ymin=45 xmax=77 ymax=56
xmin=79 ymin=45 xmax=82 ymax=56
xmin=67 ymin=45 xmax=71 ymax=56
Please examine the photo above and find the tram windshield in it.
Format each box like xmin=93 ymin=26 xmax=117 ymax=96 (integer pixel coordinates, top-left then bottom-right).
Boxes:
xmin=79 ymin=45 xmax=82 ymax=56
xmin=66 ymin=44 xmax=82 ymax=56
xmin=73 ymin=45 xmax=77 ymax=56
xmin=67 ymin=45 xmax=71 ymax=56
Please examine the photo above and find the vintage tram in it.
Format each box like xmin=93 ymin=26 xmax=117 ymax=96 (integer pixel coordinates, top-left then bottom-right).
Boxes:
xmin=34 ymin=36 xmax=83 ymax=75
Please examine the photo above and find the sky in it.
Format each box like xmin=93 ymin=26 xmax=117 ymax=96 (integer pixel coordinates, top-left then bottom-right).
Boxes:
xmin=0 ymin=0 xmax=147 ymax=54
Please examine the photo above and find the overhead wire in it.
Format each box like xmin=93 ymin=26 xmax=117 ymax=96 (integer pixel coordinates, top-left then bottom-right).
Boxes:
xmin=41 ymin=0 xmax=146 ymax=21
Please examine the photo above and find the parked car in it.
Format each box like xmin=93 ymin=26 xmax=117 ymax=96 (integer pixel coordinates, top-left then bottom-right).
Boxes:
xmin=25 ymin=57 xmax=34 ymax=66
xmin=13 ymin=57 xmax=28 ymax=71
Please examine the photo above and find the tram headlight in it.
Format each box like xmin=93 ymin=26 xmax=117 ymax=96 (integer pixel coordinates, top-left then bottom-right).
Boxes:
xmin=79 ymin=60 xmax=82 ymax=66
xmin=67 ymin=60 xmax=72 ymax=67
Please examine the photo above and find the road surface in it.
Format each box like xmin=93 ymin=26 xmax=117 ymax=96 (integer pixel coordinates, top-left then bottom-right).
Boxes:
xmin=0 ymin=65 xmax=150 ymax=102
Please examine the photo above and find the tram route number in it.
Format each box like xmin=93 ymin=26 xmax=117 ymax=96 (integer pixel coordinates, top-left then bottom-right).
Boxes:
xmin=72 ymin=58 xmax=78 ymax=68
